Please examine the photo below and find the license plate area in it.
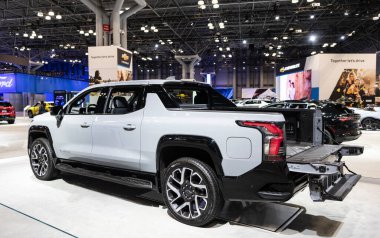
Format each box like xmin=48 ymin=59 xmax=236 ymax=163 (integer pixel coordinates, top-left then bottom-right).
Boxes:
xmin=2 ymin=110 xmax=7 ymax=113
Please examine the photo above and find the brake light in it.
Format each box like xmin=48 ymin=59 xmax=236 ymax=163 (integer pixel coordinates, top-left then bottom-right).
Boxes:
xmin=236 ymin=121 xmax=285 ymax=162
xmin=338 ymin=116 xmax=352 ymax=122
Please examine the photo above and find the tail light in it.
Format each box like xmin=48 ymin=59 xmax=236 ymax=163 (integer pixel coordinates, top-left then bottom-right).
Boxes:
xmin=338 ymin=116 xmax=352 ymax=122
xmin=236 ymin=120 xmax=285 ymax=162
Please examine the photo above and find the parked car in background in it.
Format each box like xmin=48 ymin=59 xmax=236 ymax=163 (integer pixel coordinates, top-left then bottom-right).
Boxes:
xmin=264 ymin=101 xmax=361 ymax=144
xmin=350 ymin=106 xmax=380 ymax=130
xmin=27 ymin=101 xmax=54 ymax=118
xmin=236 ymin=99 xmax=272 ymax=108
xmin=0 ymin=101 xmax=16 ymax=124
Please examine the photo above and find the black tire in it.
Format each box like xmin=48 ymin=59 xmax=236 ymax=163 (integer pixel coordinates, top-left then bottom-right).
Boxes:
xmin=29 ymin=138 xmax=59 ymax=180
xmin=7 ymin=120 xmax=15 ymax=124
xmin=28 ymin=110 xmax=34 ymax=118
xmin=362 ymin=118 xmax=376 ymax=130
xmin=323 ymin=129 xmax=334 ymax=144
xmin=162 ymin=157 xmax=222 ymax=227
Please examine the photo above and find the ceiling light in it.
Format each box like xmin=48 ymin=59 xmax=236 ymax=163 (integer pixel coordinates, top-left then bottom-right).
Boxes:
xmin=283 ymin=36 xmax=289 ymax=39
xmin=226 ymin=47 xmax=230 ymax=51
xmin=275 ymin=15 xmax=280 ymax=20
xmin=218 ymin=22 xmax=224 ymax=28
xmin=306 ymin=0 xmax=314 ymax=2
xmin=344 ymin=11 xmax=349 ymax=16
xmin=215 ymin=38 xmax=219 ymax=42
xmin=208 ymin=22 xmax=213 ymax=27
xmin=30 ymin=35 xmax=35 ymax=39
xmin=269 ymin=46 xmax=273 ymax=50
xmin=212 ymin=0 xmax=218 ymax=4
xmin=141 ymin=26 xmax=145 ymax=31
xmin=200 ymin=5 xmax=206 ymax=9
xmin=71 ymin=45 xmax=75 ymax=49
xmin=295 ymin=29 xmax=302 ymax=33
xmin=45 ymin=15 xmax=51 ymax=20
xmin=310 ymin=15 xmax=315 ymax=19
xmin=273 ymin=37 xmax=278 ymax=40
xmin=48 ymin=10 xmax=54 ymax=16
xmin=222 ymin=54 xmax=226 ymax=58
xmin=144 ymin=29 xmax=149 ymax=33
xmin=151 ymin=25 xmax=156 ymax=30
xmin=155 ymin=55 xmax=159 ymax=59
xmin=155 ymin=44 xmax=158 ymax=48
xmin=38 ymin=35 xmax=43 ymax=39
xmin=153 ymin=29 xmax=158 ymax=32
xmin=209 ymin=25 xmax=214 ymax=30
xmin=79 ymin=30 xmax=84 ymax=34
xmin=330 ymin=43 xmax=337 ymax=47
xmin=37 ymin=11 xmax=43 ymax=17
xmin=228 ymin=54 xmax=232 ymax=58
xmin=309 ymin=35 xmax=317 ymax=42
xmin=31 ymin=31 xmax=36 ymax=36
xmin=198 ymin=0 xmax=205 ymax=5
xmin=340 ymin=35 xmax=345 ymax=40
xmin=219 ymin=47 xmax=223 ymax=51
xmin=272 ymin=53 xmax=276 ymax=56
xmin=23 ymin=32 xmax=28 ymax=37
xmin=64 ymin=46 xmax=68 ymax=49
xmin=311 ymin=51 xmax=316 ymax=55
xmin=322 ymin=43 xmax=329 ymax=47
xmin=89 ymin=29 xmax=94 ymax=34
xmin=243 ymin=40 xmax=247 ymax=44
xmin=84 ymin=33 xmax=89 ymax=36
xmin=291 ymin=0 xmax=299 ymax=3
xmin=277 ymin=45 xmax=282 ymax=49
xmin=213 ymin=4 xmax=219 ymax=8
xmin=56 ymin=14 xmax=62 ymax=19
xmin=373 ymin=16 xmax=379 ymax=21
xmin=320 ymin=51 xmax=324 ymax=54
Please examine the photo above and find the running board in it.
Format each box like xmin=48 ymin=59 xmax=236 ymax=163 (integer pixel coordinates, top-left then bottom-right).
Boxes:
xmin=55 ymin=163 xmax=153 ymax=189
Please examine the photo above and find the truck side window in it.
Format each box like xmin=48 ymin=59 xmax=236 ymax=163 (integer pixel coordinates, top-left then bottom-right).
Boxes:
xmin=105 ymin=87 xmax=143 ymax=114
xmin=67 ymin=88 xmax=108 ymax=115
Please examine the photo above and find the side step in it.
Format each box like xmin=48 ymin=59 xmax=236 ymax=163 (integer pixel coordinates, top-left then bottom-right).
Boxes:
xmin=55 ymin=163 xmax=153 ymax=189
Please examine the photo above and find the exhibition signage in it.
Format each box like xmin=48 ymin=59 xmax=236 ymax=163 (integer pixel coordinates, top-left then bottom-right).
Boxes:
xmin=103 ymin=24 xmax=110 ymax=32
xmin=88 ymin=46 xmax=133 ymax=84
xmin=276 ymin=59 xmax=306 ymax=76
xmin=0 ymin=74 xmax=16 ymax=93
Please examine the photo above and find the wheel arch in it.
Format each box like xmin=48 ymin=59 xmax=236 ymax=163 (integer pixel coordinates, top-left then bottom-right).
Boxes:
xmin=28 ymin=126 xmax=56 ymax=159
xmin=156 ymin=135 xmax=224 ymax=191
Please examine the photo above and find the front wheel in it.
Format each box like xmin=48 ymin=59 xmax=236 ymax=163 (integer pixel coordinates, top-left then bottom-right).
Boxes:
xmin=362 ymin=118 xmax=377 ymax=130
xmin=29 ymin=138 xmax=59 ymax=180
xmin=162 ymin=158 xmax=222 ymax=227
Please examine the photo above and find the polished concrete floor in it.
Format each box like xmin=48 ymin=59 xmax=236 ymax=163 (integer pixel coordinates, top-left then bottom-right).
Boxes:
xmin=0 ymin=117 xmax=379 ymax=237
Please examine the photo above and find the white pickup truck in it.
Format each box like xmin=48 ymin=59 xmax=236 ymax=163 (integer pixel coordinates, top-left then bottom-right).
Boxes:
xmin=28 ymin=80 xmax=363 ymax=226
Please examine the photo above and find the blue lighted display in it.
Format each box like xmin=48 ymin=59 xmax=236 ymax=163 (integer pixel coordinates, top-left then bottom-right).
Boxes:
xmin=0 ymin=74 xmax=16 ymax=93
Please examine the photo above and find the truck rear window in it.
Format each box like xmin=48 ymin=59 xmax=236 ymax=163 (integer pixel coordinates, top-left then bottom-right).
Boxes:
xmin=163 ymin=84 xmax=235 ymax=109
xmin=0 ymin=102 xmax=11 ymax=107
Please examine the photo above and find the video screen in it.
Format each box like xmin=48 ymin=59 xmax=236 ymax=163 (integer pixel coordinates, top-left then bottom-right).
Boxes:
xmin=278 ymin=70 xmax=312 ymax=100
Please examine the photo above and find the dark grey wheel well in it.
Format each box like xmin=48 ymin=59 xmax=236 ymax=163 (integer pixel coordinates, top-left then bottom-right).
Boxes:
xmin=28 ymin=126 xmax=56 ymax=159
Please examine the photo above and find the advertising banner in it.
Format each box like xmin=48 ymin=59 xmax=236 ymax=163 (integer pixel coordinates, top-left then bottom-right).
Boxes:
xmin=0 ymin=74 xmax=16 ymax=93
xmin=88 ymin=46 xmax=133 ymax=85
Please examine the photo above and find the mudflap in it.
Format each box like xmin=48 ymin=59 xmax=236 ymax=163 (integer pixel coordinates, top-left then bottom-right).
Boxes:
xmin=287 ymin=145 xmax=363 ymax=202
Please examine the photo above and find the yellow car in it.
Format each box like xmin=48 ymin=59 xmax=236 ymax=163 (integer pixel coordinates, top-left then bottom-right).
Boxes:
xmin=27 ymin=102 xmax=54 ymax=118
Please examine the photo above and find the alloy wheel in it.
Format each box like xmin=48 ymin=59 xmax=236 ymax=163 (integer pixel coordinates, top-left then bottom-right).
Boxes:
xmin=30 ymin=143 xmax=49 ymax=176
xmin=166 ymin=167 xmax=208 ymax=219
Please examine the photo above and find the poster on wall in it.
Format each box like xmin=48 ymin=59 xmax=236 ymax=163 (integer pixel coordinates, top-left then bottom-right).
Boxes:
xmin=0 ymin=74 xmax=16 ymax=93
xmin=277 ymin=70 xmax=312 ymax=100
xmin=88 ymin=46 xmax=133 ymax=85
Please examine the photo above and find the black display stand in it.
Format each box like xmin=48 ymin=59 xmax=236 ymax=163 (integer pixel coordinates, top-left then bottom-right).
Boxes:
xmin=139 ymin=191 xmax=304 ymax=232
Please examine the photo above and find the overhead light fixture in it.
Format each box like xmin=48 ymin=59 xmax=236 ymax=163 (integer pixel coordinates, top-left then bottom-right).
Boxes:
xmin=153 ymin=29 xmax=158 ymax=32
xmin=243 ymin=39 xmax=247 ymax=44
xmin=320 ymin=51 xmax=324 ymax=54
xmin=283 ymin=36 xmax=289 ymax=39
xmin=23 ymin=32 xmax=28 ymax=37
xmin=84 ymin=32 xmax=89 ymax=36
xmin=309 ymin=35 xmax=317 ymax=42
xmin=344 ymin=11 xmax=349 ymax=16
xmin=212 ymin=0 xmax=218 ymax=4
xmin=219 ymin=47 xmax=223 ymax=51
xmin=311 ymin=51 xmax=316 ymax=55
xmin=330 ymin=43 xmax=337 ymax=47
xmin=322 ymin=43 xmax=329 ymax=47
xmin=141 ymin=26 xmax=145 ymax=31
xmin=71 ymin=45 xmax=75 ymax=49
xmin=89 ymin=29 xmax=94 ymax=34
xmin=213 ymin=4 xmax=219 ymax=8
xmin=373 ymin=16 xmax=379 ymax=21
xmin=45 ymin=15 xmax=51 ymax=20
xmin=228 ymin=54 xmax=232 ymax=58
xmin=272 ymin=53 xmax=276 ymax=56
xmin=155 ymin=44 xmax=158 ymax=48
xmin=340 ymin=35 xmax=345 ymax=40
xmin=275 ymin=15 xmax=280 ymax=20
xmin=291 ymin=0 xmax=299 ymax=3
xmin=310 ymin=15 xmax=315 ymax=19
xmin=151 ymin=25 xmax=156 ymax=30
xmin=144 ymin=29 xmax=149 ymax=33
xmin=200 ymin=5 xmax=206 ymax=9
xmin=273 ymin=37 xmax=278 ymax=40
xmin=48 ymin=10 xmax=54 ymax=16
xmin=219 ymin=22 xmax=225 ymax=28
xmin=38 ymin=35 xmax=43 ymax=39
xmin=30 ymin=35 xmax=35 ymax=39
xmin=307 ymin=0 xmax=314 ymax=2
xmin=198 ymin=0 xmax=205 ymax=5
xmin=269 ymin=46 xmax=273 ymax=50
xmin=277 ymin=45 xmax=282 ymax=49
xmin=56 ymin=14 xmax=62 ymax=19
xmin=37 ymin=11 xmax=43 ymax=17
xmin=215 ymin=38 xmax=219 ymax=42
xmin=226 ymin=47 xmax=230 ymax=51
xmin=295 ymin=29 xmax=302 ymax=33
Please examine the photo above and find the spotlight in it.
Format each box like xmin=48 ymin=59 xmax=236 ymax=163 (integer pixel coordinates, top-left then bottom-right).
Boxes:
xmin=48 ymin=10 xmax=54 ymax=16
xmin=243 ymin=40 xmax=247 ymax=44
xmin=309 ymin=35 xmax=317 ymax=42
xmin=37 ymin=11 xmax=43 ymax=17
xmin=275 ymin=15 xmax=280 ymax=20
xmin=56 ymin=14 xmax=62 ymax=20
xmin=45 ymin=15 xmax=51 ymax=20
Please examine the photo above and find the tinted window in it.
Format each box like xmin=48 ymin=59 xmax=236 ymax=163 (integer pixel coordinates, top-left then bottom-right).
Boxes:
xmin=163 ymin=84 xmax=235 ymax=109
xmin=322 ymin=104 xmax=352 ymax=114
xmin=0 ymin=102 xmax=11 ymax=107
xmin=266 ymin=104 xmax=285 ymax=108
xmin=67 ymin=88 xmax=108 ymax=115
xmin=105 ymin=87 xmax=143 ymax=114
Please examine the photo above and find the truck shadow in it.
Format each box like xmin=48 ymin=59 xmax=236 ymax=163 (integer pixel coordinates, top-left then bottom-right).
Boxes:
xmin=60 ymin=173 xmax=341 ymax=235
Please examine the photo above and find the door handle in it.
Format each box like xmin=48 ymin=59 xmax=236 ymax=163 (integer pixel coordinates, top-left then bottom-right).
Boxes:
xmin=80 ymin=123 xmax=90 ymax=128
xmin=123 ymin=124 xmax=136 ymax=131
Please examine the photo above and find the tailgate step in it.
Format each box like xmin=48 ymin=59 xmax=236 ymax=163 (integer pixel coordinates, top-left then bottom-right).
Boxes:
xmin=309 ymin=174 xmax=361 ymax=201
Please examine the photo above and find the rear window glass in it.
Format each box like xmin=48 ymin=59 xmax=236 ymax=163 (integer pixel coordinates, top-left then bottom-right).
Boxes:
xmin=0 ymin=102 xmax=11 ymax=107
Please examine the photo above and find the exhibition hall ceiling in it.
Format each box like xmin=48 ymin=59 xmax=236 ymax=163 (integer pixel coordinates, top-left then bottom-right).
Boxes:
xmin=0 ymin=0 xmax=379 ymax=68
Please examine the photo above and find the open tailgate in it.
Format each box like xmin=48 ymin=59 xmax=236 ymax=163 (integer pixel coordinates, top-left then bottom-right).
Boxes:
xmin=286 ymin=144 xmax=363 ymax=202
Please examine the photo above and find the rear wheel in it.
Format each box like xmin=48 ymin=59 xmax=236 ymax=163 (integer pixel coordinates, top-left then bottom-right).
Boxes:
xmin=28 ymin=110 xmax=34 ymax=118
xmin=162 ymin=157 xmax=222 ymax=227
xmin=362 ymin=118 xmax=377 ymax=130
xmin=29 ymin=138 xmax=59 ymax=180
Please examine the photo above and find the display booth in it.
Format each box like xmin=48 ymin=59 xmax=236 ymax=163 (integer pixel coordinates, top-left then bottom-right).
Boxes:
xmin=276 ymin=53 xmax=379 ymax=107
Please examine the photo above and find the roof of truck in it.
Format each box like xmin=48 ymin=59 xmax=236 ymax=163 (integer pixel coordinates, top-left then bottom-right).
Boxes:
xmin=89 ymin=79 xmax=207 ymax=88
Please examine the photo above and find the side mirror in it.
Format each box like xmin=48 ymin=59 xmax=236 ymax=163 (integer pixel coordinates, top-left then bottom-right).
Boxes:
xmin=50 ymin=106 xmax=63 ymax=116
